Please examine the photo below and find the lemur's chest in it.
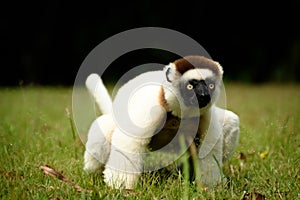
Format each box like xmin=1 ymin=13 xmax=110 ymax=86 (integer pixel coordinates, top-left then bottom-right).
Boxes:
xmin=148 ymin=112 xmax=205 ymax=151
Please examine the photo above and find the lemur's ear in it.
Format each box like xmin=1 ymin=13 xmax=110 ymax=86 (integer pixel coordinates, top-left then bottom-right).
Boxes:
xmin=164 ymin=63 xmax=181 ymax=82
xmin=214 ymin=61 xmax=224 ymax=77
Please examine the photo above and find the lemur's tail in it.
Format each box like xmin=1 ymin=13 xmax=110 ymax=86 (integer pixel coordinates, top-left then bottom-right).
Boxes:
xmin=86 ymin=73 xmax=112 ymax=115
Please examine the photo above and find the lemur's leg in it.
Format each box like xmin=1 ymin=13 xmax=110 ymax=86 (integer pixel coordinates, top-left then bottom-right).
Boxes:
xmin=215 ymin=107 xmax=240 ymax=162
xmin=195 ymin=107 xmax=224 ymax=186
xmin=84 ymin=114 xmax=115 ymax=174
xmin=103 ymin=127 xmax=151 ymax=189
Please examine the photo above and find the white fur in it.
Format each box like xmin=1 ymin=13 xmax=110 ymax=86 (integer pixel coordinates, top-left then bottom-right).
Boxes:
xmin=164 ymin=63 xmax=181 ymax=82
xmin=102 ymin=73 xmax=168 ymax=188
xmin=182 ymin=68 xmax=214 ymax=81
xmin=84 ymin=114 xmax=115 ymax=173
xmin=83 ymin=59 xmax=239 ymax=189
xmin=86 ymin=73 xmax=112 ymax=114
xmin=215 ymin=61 xmax=224 ymax=75
xmin=217 ymin=107 xmax=240 ymax=162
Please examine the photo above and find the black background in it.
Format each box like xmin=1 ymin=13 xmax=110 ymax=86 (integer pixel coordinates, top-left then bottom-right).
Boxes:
xmin=2 ymin=1 xmax=300 ymax=85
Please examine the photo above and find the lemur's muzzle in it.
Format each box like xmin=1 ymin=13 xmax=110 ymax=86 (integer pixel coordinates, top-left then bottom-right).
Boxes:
xmin=194 ymin=80 xmax=211 ymax=108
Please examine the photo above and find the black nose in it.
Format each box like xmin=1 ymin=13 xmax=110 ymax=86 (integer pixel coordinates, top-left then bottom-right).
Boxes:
xmin=197 ymin=93 xmax=211 ymax=108
xmin=194 ymin=80 xmax=211 ymax=108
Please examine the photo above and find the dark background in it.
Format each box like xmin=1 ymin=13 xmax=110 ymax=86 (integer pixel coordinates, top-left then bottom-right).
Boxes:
xmin=2 ymin=1 xmax=300 ymax=86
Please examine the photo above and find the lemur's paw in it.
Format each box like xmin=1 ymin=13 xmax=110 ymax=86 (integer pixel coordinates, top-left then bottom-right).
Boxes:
xmin=103 ymin=168 xmax=140 ymax=189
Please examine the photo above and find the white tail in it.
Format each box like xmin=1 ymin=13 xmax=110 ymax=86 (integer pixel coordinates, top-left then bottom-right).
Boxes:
xmin=86 ymin=74 xmax=112 ymax=115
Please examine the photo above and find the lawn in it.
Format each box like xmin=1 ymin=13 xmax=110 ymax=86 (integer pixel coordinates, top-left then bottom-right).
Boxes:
xmin=0 ymin=84 xmax=299 ymax=199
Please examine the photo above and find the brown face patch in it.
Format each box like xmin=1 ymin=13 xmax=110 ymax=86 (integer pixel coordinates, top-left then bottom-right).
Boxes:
xmin=174 ymin=56 xmax=220 ymax=76
xmin=158 ymin=86 xmax=168 ymax=109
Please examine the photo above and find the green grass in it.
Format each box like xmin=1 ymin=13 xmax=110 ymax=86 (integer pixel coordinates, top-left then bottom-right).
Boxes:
xmin=0 ymin=84 xmax=299 ymax=199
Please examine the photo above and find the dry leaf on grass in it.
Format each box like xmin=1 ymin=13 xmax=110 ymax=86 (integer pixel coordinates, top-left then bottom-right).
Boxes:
xmin=40 ymin=165 xmax=92 ymax=193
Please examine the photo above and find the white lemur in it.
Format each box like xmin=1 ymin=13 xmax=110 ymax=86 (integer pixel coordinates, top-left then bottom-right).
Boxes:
xmin=83 ymin=55 xmax=240 ymax=189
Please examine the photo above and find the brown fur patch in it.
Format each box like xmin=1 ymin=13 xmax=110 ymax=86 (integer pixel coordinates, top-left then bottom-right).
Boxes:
xmin=148 ymin=113 xmax=204 ymax=151
xmin=174 ymin=55 xmax=220 ymax=75
xmin=158 ymin=86 xmax=168 ymax=108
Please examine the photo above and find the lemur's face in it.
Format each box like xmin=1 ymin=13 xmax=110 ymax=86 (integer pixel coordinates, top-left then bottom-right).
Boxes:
xmin=179 ymin=72 xmax=216 ymax=108
xmin=165 ymin=56 xmax=223 ymax=109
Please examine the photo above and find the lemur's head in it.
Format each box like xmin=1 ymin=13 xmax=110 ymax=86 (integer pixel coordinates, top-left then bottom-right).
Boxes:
xmin=164 ymin=55 xmax=223 ymax=110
